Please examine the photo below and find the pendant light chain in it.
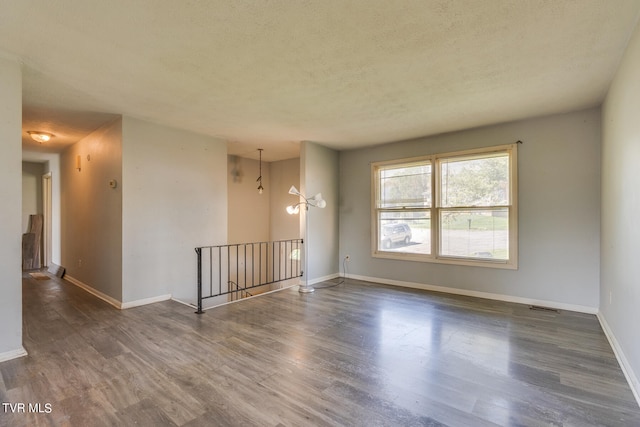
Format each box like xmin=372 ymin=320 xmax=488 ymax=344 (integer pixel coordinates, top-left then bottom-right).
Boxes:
xmin=257 ymin=148 xmax=264 ymax=194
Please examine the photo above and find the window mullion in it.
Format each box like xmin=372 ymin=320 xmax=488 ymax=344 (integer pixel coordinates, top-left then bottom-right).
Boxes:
xmin=433 ymin=156 xmax=439 ymax=258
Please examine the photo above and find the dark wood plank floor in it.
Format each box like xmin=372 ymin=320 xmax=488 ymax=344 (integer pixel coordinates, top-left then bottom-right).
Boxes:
xmin=1 ymin=273 xmax=639 ymax=426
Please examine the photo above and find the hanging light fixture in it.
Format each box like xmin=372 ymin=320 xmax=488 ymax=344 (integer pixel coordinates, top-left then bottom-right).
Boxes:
xmin=27 ymin=131 xmax=54 ymax=144
xmin=256 ymin=148 xmax=264 ymax=194
xmin=286 ymin=185 xmax=326 ymax=293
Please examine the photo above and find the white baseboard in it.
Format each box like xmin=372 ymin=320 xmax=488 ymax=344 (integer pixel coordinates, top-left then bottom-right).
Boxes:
xmin=64 ymin=275 xmax=172 ymax=310
xmin=309 ymin=273 xmax=340 ymax=285
xmin=196 ymin=283 xmax=297 ymax=311
xmin=0 ymin=347 xmax=28 ymax=363
xmin=171 ymin=297 xmax=198 ymax=309
xmin=64 ymin=275 xmax=122 ymax=309
xmin=277 ymin=274 xmax=339 ymax=289
xmin=121 ymin=294 xmax=171 ymax=309
xmin=343 ymin=273 xmax=598 ymax=314
xmin=597 ymin=313 xmax=640 ymax=407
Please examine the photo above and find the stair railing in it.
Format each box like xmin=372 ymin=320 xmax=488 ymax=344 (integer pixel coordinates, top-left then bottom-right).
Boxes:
xmin=195 ymin=239 xmax=302 ymax=313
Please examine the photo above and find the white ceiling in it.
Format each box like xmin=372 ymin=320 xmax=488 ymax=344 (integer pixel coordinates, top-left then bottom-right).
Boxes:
xmin=3 ymin=1 xmax=640 ymax=161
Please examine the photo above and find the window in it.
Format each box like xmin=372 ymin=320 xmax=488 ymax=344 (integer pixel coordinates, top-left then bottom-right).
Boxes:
xmin=372 ymin=144 xmax=517 ymax=268
xmin=376 ymin=160 xmax=432 ymax=254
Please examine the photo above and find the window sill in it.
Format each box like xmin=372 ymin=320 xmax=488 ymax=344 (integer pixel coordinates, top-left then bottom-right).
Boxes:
xmin=372 ymin=250 xmax=518 ymax=270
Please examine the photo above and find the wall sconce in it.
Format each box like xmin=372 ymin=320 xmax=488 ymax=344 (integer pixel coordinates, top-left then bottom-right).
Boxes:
xmin=229 ymin=155 xmax=242 ymax=183
xmin=27 ymin=131 xmax=54 ymax=144
xmin=256 ymin=148 xmax=264 ymax=194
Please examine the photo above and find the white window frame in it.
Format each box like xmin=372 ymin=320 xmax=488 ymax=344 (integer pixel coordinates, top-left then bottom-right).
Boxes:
xmin=371 ymin=143 xmax=518 ymax=269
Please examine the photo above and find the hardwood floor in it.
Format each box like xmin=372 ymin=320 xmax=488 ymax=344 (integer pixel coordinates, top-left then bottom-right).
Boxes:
xmin=1 ymin=273 xmax=639 ymax=426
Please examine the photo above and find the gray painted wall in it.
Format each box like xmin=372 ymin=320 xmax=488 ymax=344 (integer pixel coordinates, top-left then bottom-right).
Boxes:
xmin=0 ymin=57 xmax=23 ymax=358
xmin=339 ymin=108 xmax=601 ymax=310
xmin=228 ymin=156 xmax=270 ymax=244
xmin=61 ymin=118 xmax=123 ymax=301
xmin=601 ymin=20 xmax=640 ymax=398
xmin=270 ymin=158 xmax=300 ymax=241
xmin=227 ymin=156 xmax=301 ymax=244
xmin=122 ymin=117 xmax=227 ymax=304
xmin=302 ymin=141 xmax=340 ymax=281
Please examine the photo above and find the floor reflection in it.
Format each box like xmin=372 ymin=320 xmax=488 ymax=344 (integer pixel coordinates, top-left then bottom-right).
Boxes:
xmin=376 ymin=299 xmax=512 ymax=414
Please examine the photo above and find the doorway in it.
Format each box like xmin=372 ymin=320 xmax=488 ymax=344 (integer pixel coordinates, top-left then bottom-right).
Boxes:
xmin=42 ymin=172 xmax=52 ymax=268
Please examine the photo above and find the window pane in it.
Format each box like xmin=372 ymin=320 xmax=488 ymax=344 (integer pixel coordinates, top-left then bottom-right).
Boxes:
xmin=379 ymin=162 xmax=431 ymax=208
xmin=439 ymin=209 xmax=508 ymax=260
xmin=379 ymin=211 xmax=430 ymax=254
xmin=440 ymin=154 xmax=509 ymax=208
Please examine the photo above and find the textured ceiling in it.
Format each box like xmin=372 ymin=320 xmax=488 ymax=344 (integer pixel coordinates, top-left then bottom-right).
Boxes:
xmin=3 ymin=1 xmax=640 ymax=161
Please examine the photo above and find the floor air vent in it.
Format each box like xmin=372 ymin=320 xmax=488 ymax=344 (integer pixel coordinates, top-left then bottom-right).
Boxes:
xmin=529 ymin=305 xmax=560 ymax=313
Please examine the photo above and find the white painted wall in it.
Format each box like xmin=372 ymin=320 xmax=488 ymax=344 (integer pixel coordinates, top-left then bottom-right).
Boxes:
xmin=301 ymin=141 xmax=340 ymax=282
xmin=340 ymin=108 xmax=601 ymax=310
xmin=44 ymin=157 xmax=61 ymax=265
xmin=0 ymin=57 xmax=24 ymax=359
xmin=61 ymin=118 xmax=123 ymax=301
xmin=22 ymin=161 xmax=44 ymax=232
xmin=122 ymin=117 xmax=227 ymax=305
xmin=228 ymin=156 xmax=270 ymax=244
xmin=270 ymin=158 xmax=300 ymax=241
xmin=601 ymin=20 xmax=640 ymax=401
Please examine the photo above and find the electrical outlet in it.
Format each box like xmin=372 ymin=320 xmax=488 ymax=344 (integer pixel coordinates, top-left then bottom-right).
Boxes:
xmin=609 ymin=291 xmax=612 ymax=304
xmin=78 ymin=259 xmax=82 ymax=267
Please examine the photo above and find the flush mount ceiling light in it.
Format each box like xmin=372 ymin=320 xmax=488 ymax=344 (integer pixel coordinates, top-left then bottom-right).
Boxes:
xmin=27 ymin=131 xmax=54 ymax=144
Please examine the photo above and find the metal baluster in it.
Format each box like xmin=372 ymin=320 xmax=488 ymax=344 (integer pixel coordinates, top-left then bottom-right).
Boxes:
xmin=195 ymin=247 xmax=203 ymax=314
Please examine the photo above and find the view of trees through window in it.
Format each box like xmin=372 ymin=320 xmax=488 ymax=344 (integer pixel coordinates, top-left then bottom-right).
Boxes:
xmin=439 ymin=154 xmax=510 ymax=260
xmin=379 ymin=162 xmax=431 ymax=208
xmin=440 ymin=155 xmax=509 ymax=207
xmin=374 ymin=146 xmax=515 ymax=265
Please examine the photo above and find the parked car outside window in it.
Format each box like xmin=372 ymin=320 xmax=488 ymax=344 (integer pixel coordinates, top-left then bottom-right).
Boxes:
xmin=381 ymin=223 xmax=412 ymax=249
